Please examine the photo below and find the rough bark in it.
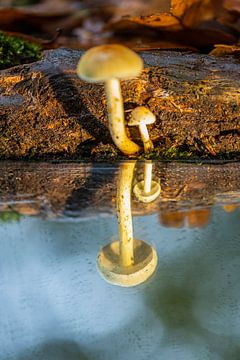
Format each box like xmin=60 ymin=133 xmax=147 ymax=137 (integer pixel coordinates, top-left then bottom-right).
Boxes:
xmin=0 ymin=48 xmax=239 ymax=160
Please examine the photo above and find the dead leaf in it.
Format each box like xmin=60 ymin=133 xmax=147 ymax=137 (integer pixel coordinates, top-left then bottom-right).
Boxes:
xmin=125 ymin=0 xmax=211 ymax=30
xmin=224 ymin=0 xmax=240 ymax=13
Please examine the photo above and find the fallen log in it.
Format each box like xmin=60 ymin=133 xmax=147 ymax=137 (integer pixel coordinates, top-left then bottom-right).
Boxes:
xmin=0 ymin=48 xmax=239 ymax=160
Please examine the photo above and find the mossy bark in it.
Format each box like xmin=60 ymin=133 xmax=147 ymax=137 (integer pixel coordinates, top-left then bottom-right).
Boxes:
xmin=0 ymin=48 xmax=239 ymax=160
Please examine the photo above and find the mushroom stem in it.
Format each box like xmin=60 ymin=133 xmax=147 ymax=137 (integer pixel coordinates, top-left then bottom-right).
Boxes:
xmin=117 ymin=162 xmax=135 ymax=267
xmin=139 ymin=123 xmax=154 ymax=153
xmin=105 ymin=78 xmax=140 ymax=155
xmin=144 ymin=161 xmax=153 ymax=194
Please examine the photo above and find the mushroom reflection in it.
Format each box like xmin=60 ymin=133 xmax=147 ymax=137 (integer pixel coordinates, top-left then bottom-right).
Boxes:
xmin=159 ymin=208 xmax=211 ymax=228
xmin=97 ymin=162 xmax=158 ymax=287
xmin=133 ymin=160 xmax=161 ymax=203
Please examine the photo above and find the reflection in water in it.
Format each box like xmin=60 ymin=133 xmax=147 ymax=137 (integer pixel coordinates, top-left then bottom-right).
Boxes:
xmin=97 ymin=162 xmax=158 ymax=287
xmin=0 ymin=207 xmax=239 ymax=359
xmin=159 ymin=208 xmax=211 ymax=228
xmin=187 ymin=208 xmax=211 ymax=228
xmin=0 ymin=161 xmax=240 ymax=359
xmin=159 ymin=210 xmax=186 ymax=228
xmin=17 ymin=340 xmax=89 ymax=360
xmin=133 ymin=160 xmax=161 ymax=203
xmin=0 ymin=161 xmax=240 ymax=218
xmin=223 ymin=204 xmax=239 ymax=213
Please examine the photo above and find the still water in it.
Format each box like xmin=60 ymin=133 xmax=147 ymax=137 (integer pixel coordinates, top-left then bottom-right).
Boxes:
xmin=0 ymin=161 xmax=239 ymax=360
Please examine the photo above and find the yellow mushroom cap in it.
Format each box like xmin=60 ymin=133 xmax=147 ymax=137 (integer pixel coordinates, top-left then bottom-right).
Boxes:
xmin=77 ymin=44 xmax=143 ymax=82
xmin=128 ymin=106 xmax=156 ymax=126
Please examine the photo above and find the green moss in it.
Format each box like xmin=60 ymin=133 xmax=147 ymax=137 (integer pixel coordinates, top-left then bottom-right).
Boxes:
xmin=0 ymin=210 xmax=21 ymax=222
xmin=161 ymin=146 xmax=195 ymax=159
xmin=137 ymin=146 xmax=240 ymax=161
xmin=138 ymin=146 xmax=197 ymax=160
xmin=0 ymin=32 xmax=42 ymax=70
xmin=183 ymin=80 xmax=212 ymax=99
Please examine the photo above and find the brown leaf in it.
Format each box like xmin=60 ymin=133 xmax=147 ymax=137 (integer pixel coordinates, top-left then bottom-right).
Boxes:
xmin=120 ymin=13 xmax=181 ymax=30
xmin=171 ymin=0 xmax=201 ymax=18
xmin=223 ymin=0 xmax=240 ymax=13
xmin=81 ymin=0 xmax=170 ymax=17
xmin=126 ymin=0 xmax=227 ymax=30
xmin=181 ymin=0 xmax=218 ymax=27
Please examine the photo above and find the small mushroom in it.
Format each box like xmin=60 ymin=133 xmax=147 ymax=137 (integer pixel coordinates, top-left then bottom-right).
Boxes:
xmin=77 ymin=44 xmax=143 ymax=155
xmin=128 ymin=106 xmax=156 ymax=153
xmin=97 ymin=162 xmax=158 ymax=287
xmin=133 ymin=160 xmax=161 ymax=203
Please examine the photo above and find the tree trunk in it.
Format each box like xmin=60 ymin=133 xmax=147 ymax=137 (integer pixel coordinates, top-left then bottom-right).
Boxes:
xmin=0 ymin=48 xmax=239 ymax=160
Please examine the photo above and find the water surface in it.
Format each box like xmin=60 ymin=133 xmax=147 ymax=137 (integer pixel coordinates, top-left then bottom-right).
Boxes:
xmin=0 ymin=161 xmax=239 ymax=360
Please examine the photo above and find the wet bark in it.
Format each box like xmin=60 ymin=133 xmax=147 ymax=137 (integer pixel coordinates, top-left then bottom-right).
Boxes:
xmin=0 ymin=48 xmax=239 ymax=160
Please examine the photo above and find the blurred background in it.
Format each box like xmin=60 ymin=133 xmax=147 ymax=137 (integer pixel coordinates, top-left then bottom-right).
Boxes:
xmin=0 ymin=0 xmax=239 ymax=52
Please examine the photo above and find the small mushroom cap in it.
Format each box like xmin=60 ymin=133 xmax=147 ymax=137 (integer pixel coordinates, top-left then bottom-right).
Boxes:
xmin=77 ymin=44 xmax=143 ymax=82
xmin=133 ymin=180 xmax=160 ymax=203
xmin=128 ymin=106 xmax=156 ymax=126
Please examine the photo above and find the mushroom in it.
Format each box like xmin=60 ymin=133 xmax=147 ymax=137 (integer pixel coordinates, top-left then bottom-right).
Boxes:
xmin=128 ymin=106 xmax=156 ymax=153
xmin=77 ymin=44 xmax=143 ymax=155
xmin=97 ymin=162 xmax=158 ymax=287
xmin=133 ymin=160 xmax=161 ymax=203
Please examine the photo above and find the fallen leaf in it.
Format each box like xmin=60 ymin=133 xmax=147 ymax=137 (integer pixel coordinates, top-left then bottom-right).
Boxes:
xmin=224 ymin=0 xmax=240 ymax=13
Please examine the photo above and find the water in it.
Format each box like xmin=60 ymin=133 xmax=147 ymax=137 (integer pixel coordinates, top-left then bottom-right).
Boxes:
xmin=0 ymin=161 xmax=240 ymax=360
